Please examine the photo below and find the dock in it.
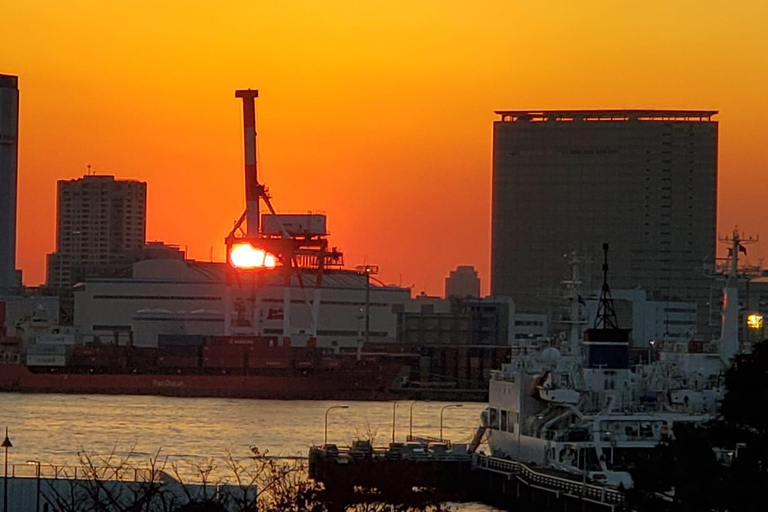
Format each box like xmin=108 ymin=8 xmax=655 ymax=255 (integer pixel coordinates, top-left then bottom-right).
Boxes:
xmin=309 ymin=441 xmax=626 ymax=511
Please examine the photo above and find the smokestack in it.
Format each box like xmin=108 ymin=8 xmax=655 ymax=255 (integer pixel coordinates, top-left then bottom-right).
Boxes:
xmin=235 ymin=89 xmax=259 ymax=236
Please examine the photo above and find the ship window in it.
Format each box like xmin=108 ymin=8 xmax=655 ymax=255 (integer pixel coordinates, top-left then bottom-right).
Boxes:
xmin=489 ymin=408 xmax=499 ymax=429
xmin=501 ymin=410 xmax=508 ymax=431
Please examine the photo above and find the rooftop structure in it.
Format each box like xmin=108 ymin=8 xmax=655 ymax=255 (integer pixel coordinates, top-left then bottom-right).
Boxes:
xmin=495 ymin=110 xmax=718 ymax=123
xmin=445 ymin=265 xmax=480 ymax=299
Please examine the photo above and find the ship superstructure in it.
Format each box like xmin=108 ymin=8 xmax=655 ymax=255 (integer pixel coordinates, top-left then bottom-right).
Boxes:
xmin=482 ymin=240 xmax=745 ymax=488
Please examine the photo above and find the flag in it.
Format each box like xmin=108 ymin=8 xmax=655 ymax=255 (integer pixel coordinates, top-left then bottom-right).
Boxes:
xmin=739 ymin=244 xmax=747 ymax=255
xmin=577 ymin=294 xmax=586 ymax=306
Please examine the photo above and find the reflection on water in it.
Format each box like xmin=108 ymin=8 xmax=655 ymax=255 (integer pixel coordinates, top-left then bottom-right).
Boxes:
xmin=0 ymin=393 xmax=485 ymax=468
xmin=1 ymin=393 xmax=502 ymax=511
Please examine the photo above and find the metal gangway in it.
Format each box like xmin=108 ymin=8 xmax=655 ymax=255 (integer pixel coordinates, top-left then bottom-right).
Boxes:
xmin=473 ymin=454 xmax=625 ymax=510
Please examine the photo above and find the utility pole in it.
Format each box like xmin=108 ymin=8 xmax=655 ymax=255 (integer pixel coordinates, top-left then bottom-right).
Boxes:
xmin=355 ymin=264 xmax=379 ymax=347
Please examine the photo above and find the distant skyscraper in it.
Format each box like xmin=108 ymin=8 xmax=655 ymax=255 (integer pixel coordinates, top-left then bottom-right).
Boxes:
xmin=491 ymin=110 xmax=717 ymax=336
xmin=445 ymin=265 xmax=481 ymax=298
xmin=46 ymin=175 xmax=147 ymax=288
xmin=0 ymin=74 xmax=20 ymax=292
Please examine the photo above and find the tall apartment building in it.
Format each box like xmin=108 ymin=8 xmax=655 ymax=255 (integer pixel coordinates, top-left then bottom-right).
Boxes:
xmin=491 ymin=110 xmax=718 ymax=336
xmin=0 ymin=74 xmax=20 ymax=292
xmin=445 ymin=265 xmax=481 ymax=298
xmin=46 ymin=175 xmax=147 ymax=289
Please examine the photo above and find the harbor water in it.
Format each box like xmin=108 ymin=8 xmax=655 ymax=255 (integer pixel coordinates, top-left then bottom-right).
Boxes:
xmin=0 ymin=393 xmax=485 ymax=474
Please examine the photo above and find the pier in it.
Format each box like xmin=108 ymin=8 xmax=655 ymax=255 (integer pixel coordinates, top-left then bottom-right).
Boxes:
xmin=309 ymin=442 xmax=626 ymax=511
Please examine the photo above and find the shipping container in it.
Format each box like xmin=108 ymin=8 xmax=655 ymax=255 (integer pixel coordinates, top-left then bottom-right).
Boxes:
xmin=202 ymin=356 xmax=245 ymax=369
xmin=26 ymin=354 xmax=67 ymax=367
xmin=35 ymin=333 xmax=77 ymax=346
xmin=247 ymin=357 xmax=289 ymax=369
xmin=74 ymin=345 xmax=126 ymax=357
xmin=157 ymin=356 xmax=200 ymax=369
xmin=159 ymin=345 xmax=201 ymax=357
xmin=320 ymin=358 xmax=341 ymax=369
xmin=261 ymin=214 xmax=327 ymax=237
xmin=206 ymin=336 xmax=263 ymax=347
xmin=158 ymin=334 xmax=206 ymax=347
xmin=203 ymin=345 xmax=247 ymax=358
xmin=26 ymin=344 xmax=68 ymax=356
xmin=127 ymin=348 xmax=158 ymax=369
xmin=69 ymin=355 xmax=126 ymax=368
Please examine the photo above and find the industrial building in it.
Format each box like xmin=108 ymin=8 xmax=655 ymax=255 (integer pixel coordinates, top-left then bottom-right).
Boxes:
xmin=73 ymin=258 xmax=412 ymax=349
xmin=492 ymin=110 xmax=718 ymax=337
xmin=0 ymin=74 xmax=20 ymax=293
xmin=46 ymin=174 xmax=147 ymax=289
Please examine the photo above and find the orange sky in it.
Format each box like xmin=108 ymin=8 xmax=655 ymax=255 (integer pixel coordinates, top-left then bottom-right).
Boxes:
xmin=3 ymin=1 xmax=768 ymax=295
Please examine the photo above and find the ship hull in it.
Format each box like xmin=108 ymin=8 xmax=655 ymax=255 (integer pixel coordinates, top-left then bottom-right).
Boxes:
xmin=0 ymin=363 xmax=403 ymax=401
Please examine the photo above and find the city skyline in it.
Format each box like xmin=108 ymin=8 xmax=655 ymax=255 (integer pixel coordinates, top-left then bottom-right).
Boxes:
xmin=3 ymin=1 xmax=768 ymax=295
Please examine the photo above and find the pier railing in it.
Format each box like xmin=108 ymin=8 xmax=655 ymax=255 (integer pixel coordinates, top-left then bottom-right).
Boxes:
xmin=474 ymin=455 xmax=625 ymax=506
xmin=7 ymin=462 xmax=170 ymax=483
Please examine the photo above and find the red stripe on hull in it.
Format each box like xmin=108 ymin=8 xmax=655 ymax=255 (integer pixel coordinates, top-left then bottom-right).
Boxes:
xmin=0 ymin=364 xmax=401 ymax=401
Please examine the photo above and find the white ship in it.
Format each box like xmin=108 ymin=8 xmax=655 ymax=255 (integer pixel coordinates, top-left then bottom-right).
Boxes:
xmin=481 ymin=235 xmax=747 ymax=489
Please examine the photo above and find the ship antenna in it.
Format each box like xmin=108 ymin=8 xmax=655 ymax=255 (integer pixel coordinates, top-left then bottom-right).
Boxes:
xmin=593 ymin=243 xmax=619 ymax=329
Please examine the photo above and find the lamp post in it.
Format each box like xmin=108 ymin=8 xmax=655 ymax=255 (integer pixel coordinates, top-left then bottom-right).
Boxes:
xmin=391 ymin=401 xmax=399 ymax=444
xmin=439 ymin=404 xmax=463 ymax=441
xmin=408 ymin=401 xmax=418 ymax=441
xmin=324 ymin=406 xmax=349 ymax=445
xmin=2 ymin=427 xmax=11 ymax=512
xmin=26 ymin=461 xmax=40 ymax=512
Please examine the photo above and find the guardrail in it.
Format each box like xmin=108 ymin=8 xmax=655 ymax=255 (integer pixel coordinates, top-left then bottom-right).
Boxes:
xmin=474 ymin=455 xmax=624 ymax=505
xmin=7 ymin=463 xmax=169 ymax=483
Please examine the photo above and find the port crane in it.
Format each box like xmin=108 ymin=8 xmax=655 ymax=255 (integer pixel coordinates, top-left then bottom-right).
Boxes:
xmin=224 ymin=90 xmax=343 ymax=344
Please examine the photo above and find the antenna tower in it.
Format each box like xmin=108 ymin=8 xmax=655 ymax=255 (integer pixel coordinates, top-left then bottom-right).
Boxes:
xmin=593 ymin=243 xmax=619 ymax=330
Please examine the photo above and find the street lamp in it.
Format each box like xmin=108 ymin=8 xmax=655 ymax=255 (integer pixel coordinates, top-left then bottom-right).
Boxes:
xmin=324 ymin=406 xmax=349 ymax=445
xmin=408 ymin=401 xmax=428 ymax=441
xmin=26 ymin=461 xmax=41 ymax=512
xmin=391 ymin=401 xmax=399 ymax=444
xmin=439 ymin=404 xmax=463 ymax=441
xmin=2 ymin=427 xmax=11 ymax=512
xmin=408 ymin=401 xmax=419 ymax=441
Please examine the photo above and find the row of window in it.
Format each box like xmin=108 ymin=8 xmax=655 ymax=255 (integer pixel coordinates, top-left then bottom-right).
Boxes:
xmin=488 ymin=408 xmax=518 ymax=434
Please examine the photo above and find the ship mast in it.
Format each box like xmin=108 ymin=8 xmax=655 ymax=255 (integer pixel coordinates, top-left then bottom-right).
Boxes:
xmin=718 ymin=229 xmax=758 ymax=359
xmin=561 ymin=252 xmax=586 ymax=355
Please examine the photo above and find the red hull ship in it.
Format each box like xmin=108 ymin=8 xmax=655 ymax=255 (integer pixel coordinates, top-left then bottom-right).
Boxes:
xmin=0 ymin=362 xmax=404 ymax=400
xmin=0 ymin=336 xmax=412 ymax=400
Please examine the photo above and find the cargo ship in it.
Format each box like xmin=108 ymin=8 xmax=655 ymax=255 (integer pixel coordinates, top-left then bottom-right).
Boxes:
xmin=0 ymin=334 xmax=413 ymax=400
xmin=0 ymin=89 xmax=415 ymax=400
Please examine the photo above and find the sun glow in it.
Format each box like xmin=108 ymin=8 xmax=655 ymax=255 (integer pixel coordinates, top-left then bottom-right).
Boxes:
xmin=229 ymin=243 xmax=278 ymax=269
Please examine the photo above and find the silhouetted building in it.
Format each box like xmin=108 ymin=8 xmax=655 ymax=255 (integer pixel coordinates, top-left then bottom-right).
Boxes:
xmin=492 ymin=110 xmax=718 ymax=336
xmin=445 ymin=265 xmax=480 ymax=298
xmin=46 ymin=174 xmax=147 ymax=289
xmin=0 ymin=74 xmax=20 ymax=292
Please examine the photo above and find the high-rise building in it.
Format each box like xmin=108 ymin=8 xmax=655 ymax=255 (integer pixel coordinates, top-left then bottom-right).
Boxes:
xmin=0 ymin=74 xmax=20 ymax=292
xmin=46 ymin=175 xmax=147 ymax=288
xmin=445 ymin=265 xmax=481 ymax=298
xmin=491 ymin=110 xmax=718 ymax=336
